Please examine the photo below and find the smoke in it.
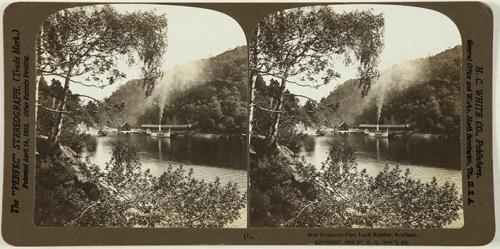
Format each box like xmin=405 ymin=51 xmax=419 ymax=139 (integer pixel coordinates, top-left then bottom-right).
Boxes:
xmin=161 ymin=61 xmax=205 ymax=98
xmin=158 ymin=105 xmax=164 ymax=130
xmin=106 ymin=56 xmax=213 ymax=128
xmin=142 ymin=59 xmax=207 ymax=125
xmin=376 ymin=95 xmax=384 ymax=125
xmin=363 ymin=56 xmax=433 ymax=124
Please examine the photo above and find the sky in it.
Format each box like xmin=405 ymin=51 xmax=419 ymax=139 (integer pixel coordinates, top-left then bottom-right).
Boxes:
xmin=64 ymin=4 xmax=247 ymax=99
xmin=51 ymin=4 xmax=461 ymax=101
xmin=286 ymin=4 xmax=462 ymax=101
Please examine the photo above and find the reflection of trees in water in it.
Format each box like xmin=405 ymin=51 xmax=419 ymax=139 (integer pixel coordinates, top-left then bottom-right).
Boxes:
xmin=315 ymin=134 xmax=460 ymax=170
xmin=156 ymin=138 xmax=171 ymax=160
xmin=251 ymin=140 xmax=462 ymax=228
xmin=303 ymin=135 xmax=316 ymax=153
xmin=98 ymin=135 xmax=247 ymax=170
xmin=82 ymin=136 xmax=98 ymax=153
xmin=37 ymin=139 xmax=246 ymax=228
xmin=325 ymin=135 xmax=390 ymax=161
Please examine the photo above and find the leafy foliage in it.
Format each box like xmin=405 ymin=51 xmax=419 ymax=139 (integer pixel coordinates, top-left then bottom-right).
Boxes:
xmin=249 ymin=8 xmax=461 ymax=229
xmin=357 ymin=78 xmax=460 ymax=135
xmin=321 ymin=45 xmax=461 ymax=135
xmin=38 ymin=5 xmax=168 ymax=95
xmin=249 ymin=6 xmax=384 ymax=144
xmin=250 ymin=141 xmax=461 ymax=228
xmin=168 ymin=80 xmax=247 ymax=133
xmin=36 ymin=77 xmax=96 ymax=152
xmin=35 ymin=149 xmax=97 ymax=226
xmin=249 ymin=152 xmax=317 ymax=227
xmin=107 ymin=46 xmax=248 ymax=134
xmin=251 ymin=6 xmax=384 ymax=93
xmin=35 ymin=138 xmax=246 ymax=228
xmin=252 ymin=77 xmax=311 ymax=152
xmin=37 ymin=5 xmax=168 ymax=145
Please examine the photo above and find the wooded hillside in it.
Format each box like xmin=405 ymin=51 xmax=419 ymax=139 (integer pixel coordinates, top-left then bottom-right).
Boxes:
xmin=105 ymin=46 xmax=248 ymax=133
xmin=318 ymin=45 xmax=461 ymax=135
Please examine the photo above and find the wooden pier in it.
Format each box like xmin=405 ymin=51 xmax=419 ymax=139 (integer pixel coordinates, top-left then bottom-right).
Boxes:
xmin=358 ymin=124 xmax=415 ymax=137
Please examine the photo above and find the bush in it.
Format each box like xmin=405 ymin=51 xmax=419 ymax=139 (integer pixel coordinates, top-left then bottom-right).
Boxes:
xmin=36 ymin=138 xmax=246 ymax=228
xmin=250 ymin=141 xmax=462 ymax=228
xmin=59 ymin=130 xmax=94 ymax=153
xmin=249 ymin=147 xmax=318 ymax=227
xmin=35 ymin=154 xmax=95 ymax=226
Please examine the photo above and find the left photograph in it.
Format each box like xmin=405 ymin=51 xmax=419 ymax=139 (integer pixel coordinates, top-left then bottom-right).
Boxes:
xmin=34 ymin=4 xmax=248 ymax=228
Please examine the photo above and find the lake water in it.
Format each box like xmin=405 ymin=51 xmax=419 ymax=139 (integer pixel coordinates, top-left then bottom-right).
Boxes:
xmin=83 ymin=134 xmax=248 ymax=228
xmin=300 ymin=133 xmax=463 ymax=228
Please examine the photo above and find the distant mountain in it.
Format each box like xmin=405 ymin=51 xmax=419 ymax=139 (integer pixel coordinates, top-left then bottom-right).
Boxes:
xmin=319 ymin=45 xmax=461 ymax=134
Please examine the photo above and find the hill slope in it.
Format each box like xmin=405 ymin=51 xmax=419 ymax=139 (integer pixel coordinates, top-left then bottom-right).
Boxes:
xmin=319 ymin=45 xmax=461 ymax=135
xmin=105 ymin=46 xmax=248 ymax=133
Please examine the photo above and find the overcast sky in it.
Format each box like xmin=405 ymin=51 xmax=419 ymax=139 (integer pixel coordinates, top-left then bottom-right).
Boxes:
xmin=286 ymin=4 xmax=462 ymax=101
xmin=60 ymin=4 xmax=461 ymax=101
xmin=67 ymin=4 xmax=247 ymax=99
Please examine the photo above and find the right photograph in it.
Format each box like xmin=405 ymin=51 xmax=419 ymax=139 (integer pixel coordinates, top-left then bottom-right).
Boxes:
xmin=249 ymin=5 xmax=463 ymax=228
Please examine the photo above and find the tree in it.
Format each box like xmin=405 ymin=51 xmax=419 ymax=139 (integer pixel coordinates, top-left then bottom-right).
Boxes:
xmin=36 ymin=77 xmax=100 ymax=152
xmin=37 ymin=5 xmax=168 ymax=145
xmin=249 ymin=6 xmax=384 ymax=144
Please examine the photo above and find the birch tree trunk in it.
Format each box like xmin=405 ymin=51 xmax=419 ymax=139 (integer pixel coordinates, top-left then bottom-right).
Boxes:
xmin=267 ymin=73 xmax=288 ymax=145
xmin=248 ymin=74 xmax=257 ymax=139
xmin=48 ymin=74 xmax=71 ymax=146
xmin=35 ymin=28 xmax=43 ymax=131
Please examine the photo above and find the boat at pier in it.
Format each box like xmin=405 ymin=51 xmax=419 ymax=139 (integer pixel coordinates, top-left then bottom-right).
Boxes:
xmin=141 ymin=124 xmax=192 ymax=138
xmin=315 ymin=129 xmax=326 ymax=136
xmin=364 ymin=123 xmax=389 ymax=138
xmin=358 ymin=123 xmax=411 ymax=138
xmin=149 ymin=124 xmax=171 ymax=138
xmin=97 ymin=129 xmax=107 ymax=137
xmin=365 ymin=129 xmax=389 ymax=138
xmin=150 ymin=131 xmax=170 ymax=138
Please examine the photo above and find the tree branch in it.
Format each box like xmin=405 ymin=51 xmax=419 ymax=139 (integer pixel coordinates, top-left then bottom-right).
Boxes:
xmin=286 ymin=93 xmax=337 ymax=128
xmin=287 ymin=80 xmax=326 ymax=89
xmin=68 ymin=201 xmax=101 ymax=225
xmin=282 ymin=200 xmax=318 ymax=226
xmin=252 ymin=69 xmax=324 ymax=89
xmin=72 ymin=80 xmax=113 ymax=89
xmin=37 ymin=104 xmax=71 ymax=114
xmin=70 ymin=94 xmax=120 ymax=128
xmin=251 ymin=103 xmax=286 ymax=113
xmin=70 ymin=94 xmax=101 ymax=103
xmin=42 ymin=70 xmax=114 ymax=89
xmin=286 ymin=93 xmax=317 ymax=103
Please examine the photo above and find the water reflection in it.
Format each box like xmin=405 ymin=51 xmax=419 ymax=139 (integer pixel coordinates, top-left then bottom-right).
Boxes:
xmin=301 ymin=134 xmax=461 ymax=187
xmin=83 ymin=134 xmax=247 ymax=193
xmin=304 ymin=134 xmax=460 ymax=169
xmin=86 ymin=134 xmax=248 ymax=171
xmin=83 ymin=134 xmax=248 ymax=228
xmin=301 ymin=133 xmax=463 ymax=228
